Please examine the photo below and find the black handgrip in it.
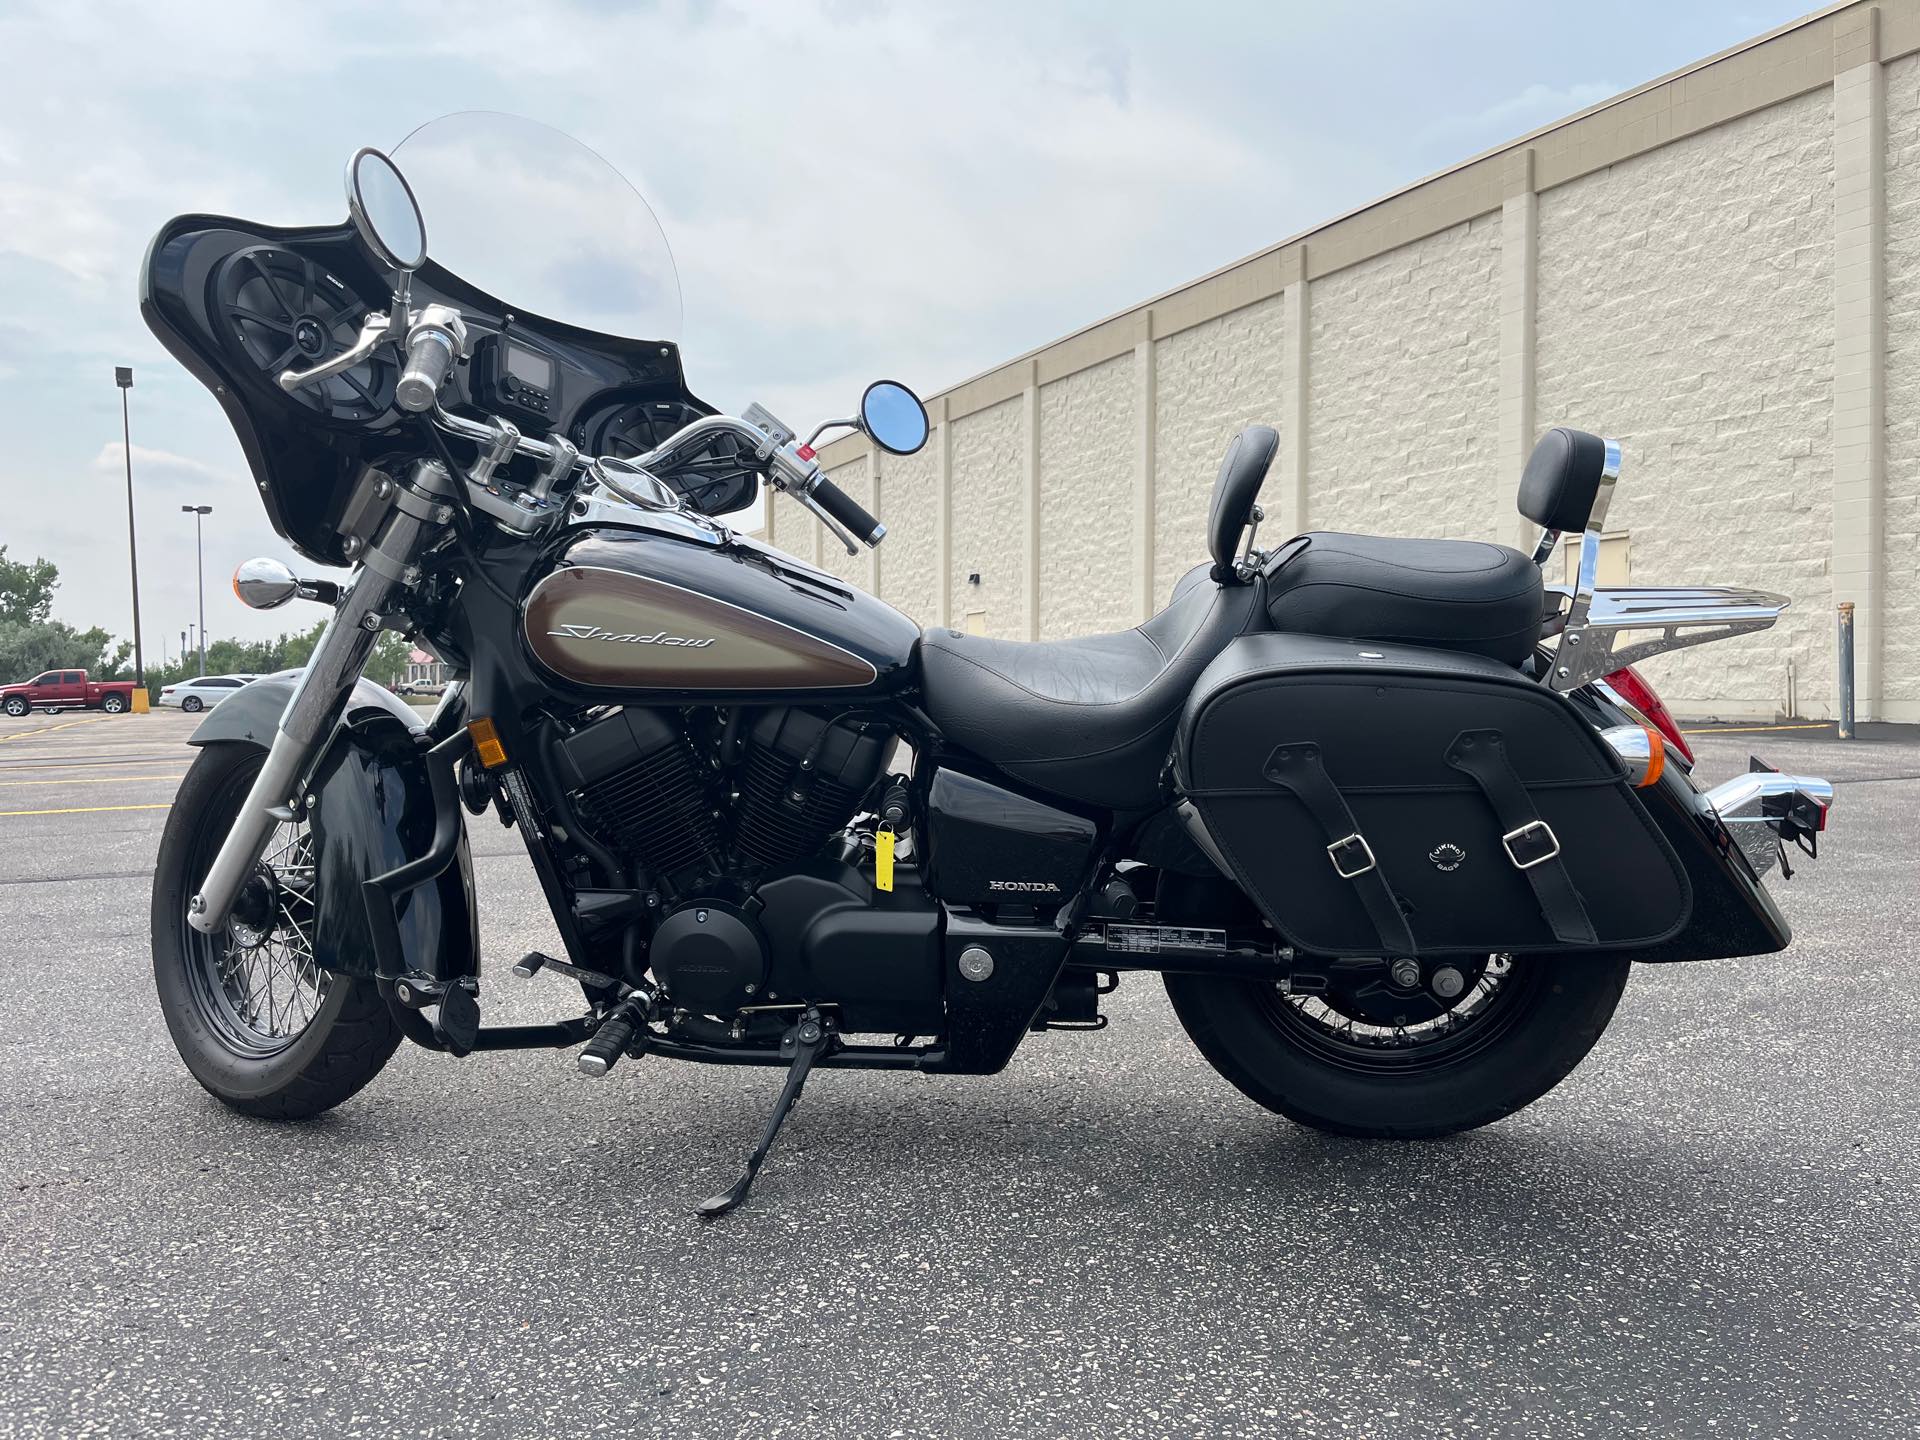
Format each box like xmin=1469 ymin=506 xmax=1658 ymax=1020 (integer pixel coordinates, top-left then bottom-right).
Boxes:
xmin=811 ymin=476 xmax=886 ymax=546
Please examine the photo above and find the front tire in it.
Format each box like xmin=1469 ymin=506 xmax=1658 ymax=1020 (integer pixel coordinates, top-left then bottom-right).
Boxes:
xmin=152 ymin=741 xmax=400 ymax=1119
xmin=2 ymin=696 xmax=26 ymax=717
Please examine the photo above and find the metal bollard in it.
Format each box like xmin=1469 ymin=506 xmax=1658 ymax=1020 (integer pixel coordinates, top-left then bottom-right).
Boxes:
xmin=1837 ymin=602 xmax=1855 ymax=740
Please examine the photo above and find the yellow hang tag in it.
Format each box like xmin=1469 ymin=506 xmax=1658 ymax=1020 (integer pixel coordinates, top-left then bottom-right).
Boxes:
xmin=874 ymin=826 xmax=895 ymax=893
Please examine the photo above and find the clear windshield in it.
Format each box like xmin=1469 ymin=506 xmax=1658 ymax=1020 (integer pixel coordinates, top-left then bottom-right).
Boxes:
xmin=391 ymin=112 xmax=682 ymax=342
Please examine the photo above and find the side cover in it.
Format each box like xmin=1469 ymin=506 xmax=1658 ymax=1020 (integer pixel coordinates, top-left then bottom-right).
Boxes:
xmin=1175 ymin=633 xmax=1690 ymax=957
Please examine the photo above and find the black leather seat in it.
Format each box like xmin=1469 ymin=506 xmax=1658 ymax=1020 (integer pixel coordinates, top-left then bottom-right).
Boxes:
xmin=918 ymin=577 xmax=1260 ymax=810
xmin=1262 ymin=532 xmax=1544 ymax=665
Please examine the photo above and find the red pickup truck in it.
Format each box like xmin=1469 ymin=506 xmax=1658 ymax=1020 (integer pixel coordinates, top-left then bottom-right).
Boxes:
xmin=1 ymin=669 xmax=138 ymax=717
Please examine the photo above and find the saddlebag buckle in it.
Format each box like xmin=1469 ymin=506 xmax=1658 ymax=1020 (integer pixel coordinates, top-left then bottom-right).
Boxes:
xmin=1502 ymin=819 xmax=1561 ymax=870
xmin=1326 ymin=833 xmax=1377 ymax=879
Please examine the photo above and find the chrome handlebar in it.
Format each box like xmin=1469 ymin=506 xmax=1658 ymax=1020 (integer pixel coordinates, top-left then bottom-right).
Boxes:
xmin=280 ymin=293 xmax=873 ymax=550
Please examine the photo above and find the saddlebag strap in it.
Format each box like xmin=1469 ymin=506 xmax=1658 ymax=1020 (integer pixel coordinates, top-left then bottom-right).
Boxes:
xmin=1263 ymin=742 xmax=1417 ymax=957
xmin=1445 ymin=729 xmax=1598 ymax=946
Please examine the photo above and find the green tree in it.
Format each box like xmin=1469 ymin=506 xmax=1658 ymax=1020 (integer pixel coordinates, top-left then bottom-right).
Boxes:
xmin=0 ymin=620 xmax=121 ymax=681
xmin=0 ymin=547 xmax=60 ymax=626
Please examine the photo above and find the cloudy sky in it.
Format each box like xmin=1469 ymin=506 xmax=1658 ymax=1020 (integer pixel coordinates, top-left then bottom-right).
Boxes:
xmin=0 ymin=0 xmax=1814 ymax=650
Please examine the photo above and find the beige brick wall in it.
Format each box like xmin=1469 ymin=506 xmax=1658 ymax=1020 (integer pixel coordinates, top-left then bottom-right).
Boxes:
xmin=1537 ymin=88 xmax=1835 ymax=717
xmin=798 ymin=3 xmax=1916 ymax=720
xmin=1307 ymin=214 xmax=1503 ymax=541
xmin=1039 ymin=353 xmax=1136 ymax=638
xmin=1151 ymin=293 xmax=1287 ymax=602
xmin=1886 ymin=53 xmax=1920 ymax=706
xmin=877 ymin=439 xmax=942 ymax=626
xmin=948 ymin=397 xmax=1025 ymax=636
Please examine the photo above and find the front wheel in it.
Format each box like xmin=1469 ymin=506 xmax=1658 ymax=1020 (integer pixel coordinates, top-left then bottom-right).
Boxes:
xmin=152 ymin=741 xmax=400 ymax=1118
xmin=1166 ymin=952 xmax=1630 ymax=1138
xmin=2 ymin=696 xmax=26 ymax=717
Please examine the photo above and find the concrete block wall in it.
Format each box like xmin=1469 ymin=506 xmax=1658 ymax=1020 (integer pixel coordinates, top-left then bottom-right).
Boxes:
xmin=797 ymin=1 xmax=1920 ymax=722
xmin=1536 ymin=88 xmax=1836 ymax=715
xmin=1885 ymin=51 xmax=1920 ymax=709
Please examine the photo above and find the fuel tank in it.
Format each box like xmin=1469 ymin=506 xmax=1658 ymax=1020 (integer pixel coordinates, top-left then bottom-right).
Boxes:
xmin=523 ymin=526 xmax=920 ymax=700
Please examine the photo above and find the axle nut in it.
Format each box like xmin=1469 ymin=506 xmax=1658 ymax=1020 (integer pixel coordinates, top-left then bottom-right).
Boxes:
xmin=1389 ymin=957 xmax=1421 ymax=989
xmin=958 ymin=946 xmax=995 ymax=982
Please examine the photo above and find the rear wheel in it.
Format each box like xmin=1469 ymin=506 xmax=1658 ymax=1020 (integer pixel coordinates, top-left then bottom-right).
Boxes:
xmin=151 ymin=741 xmax=400 ymax=1118
xmin=1160 ymin=878 xmax=1629 ymax=1137
xmin=181 ymin=695 xmax=204 ymax=713
xmin=101 ymin=693 xmax=127 ymax=714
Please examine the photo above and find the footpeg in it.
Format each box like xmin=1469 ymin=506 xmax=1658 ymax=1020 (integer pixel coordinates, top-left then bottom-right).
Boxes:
xmin=698 ymin=1009 xmax=833 ymax=1220
xmin=577 ymin=994 xmax=650 ymax=1077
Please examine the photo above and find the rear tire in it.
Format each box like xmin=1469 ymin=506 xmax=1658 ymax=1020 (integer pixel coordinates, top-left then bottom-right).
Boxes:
xmin=181 ymin=695 xmax=204 ymax=713
xmin=152 ymin=741 xmax=400 ymax=1119
xmin=1166 ymin=956 xmax=1629 ymax=1138
xmin=101 ymin=693 xmax=127 ymax=714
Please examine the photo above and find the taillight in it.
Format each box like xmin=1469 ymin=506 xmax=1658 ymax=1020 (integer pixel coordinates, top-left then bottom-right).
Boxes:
xmin=1602 ymin=664 xmax=1694 ymax=766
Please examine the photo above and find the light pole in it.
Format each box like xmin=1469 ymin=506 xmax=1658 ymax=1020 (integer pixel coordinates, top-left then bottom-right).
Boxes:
xmin=115 ymin=367 xmax=144 ymax=687
xmin=181 ymin=504 xmax=212 ymax=675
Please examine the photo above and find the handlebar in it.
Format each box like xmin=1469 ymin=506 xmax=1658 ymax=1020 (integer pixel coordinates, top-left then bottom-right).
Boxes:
xmin=395 ymin=306 xmax=466 ymax=413
xmin=809 ymin=474 xmax=886 ymax=547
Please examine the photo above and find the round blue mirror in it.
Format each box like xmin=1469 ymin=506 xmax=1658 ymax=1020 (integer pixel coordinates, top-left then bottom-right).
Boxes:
xmin=859 ymin=380 xmax=930 ymax=456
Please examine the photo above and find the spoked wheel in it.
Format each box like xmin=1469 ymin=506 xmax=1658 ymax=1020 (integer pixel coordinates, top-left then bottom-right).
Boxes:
xmin=187 ymin=818 xmax=328 ymax=1057
xmin=1168 ymin=951 xmax=1629 ymax=1138
xmin=152 ymin=741 xmax=399 ymax=1118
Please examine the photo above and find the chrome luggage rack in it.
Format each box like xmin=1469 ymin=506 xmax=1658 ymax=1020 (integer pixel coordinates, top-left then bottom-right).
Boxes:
xmin=1530 ymin=439 xmax=1788 ymax=691
xmin=1543 ymin=583 xmax=1790 ymax=691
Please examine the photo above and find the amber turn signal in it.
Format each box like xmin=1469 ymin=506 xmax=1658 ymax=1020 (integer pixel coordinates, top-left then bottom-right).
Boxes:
xmin=468 ymin=716 xmax=508 ymax=769
xmin=1598 ymin=723 xmax=1664 ymax=788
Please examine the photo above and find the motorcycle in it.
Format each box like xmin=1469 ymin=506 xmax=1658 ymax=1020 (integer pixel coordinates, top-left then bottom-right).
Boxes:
xmin=143 ymin=114 xmax=1835 ymax=1216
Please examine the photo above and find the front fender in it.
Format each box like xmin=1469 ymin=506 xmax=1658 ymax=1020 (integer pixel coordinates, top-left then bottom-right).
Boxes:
xmin=187 ymin=674 xmax=423 ymax=748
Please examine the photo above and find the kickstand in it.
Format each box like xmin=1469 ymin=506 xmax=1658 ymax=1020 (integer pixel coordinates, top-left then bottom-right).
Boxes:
xmin=698 ymin=1009 xmax=832 ymax=1220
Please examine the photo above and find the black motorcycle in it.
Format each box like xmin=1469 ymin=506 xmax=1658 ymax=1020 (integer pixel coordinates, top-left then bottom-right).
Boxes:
xmin=144 ymin=115 xmax=1834 ymax=1216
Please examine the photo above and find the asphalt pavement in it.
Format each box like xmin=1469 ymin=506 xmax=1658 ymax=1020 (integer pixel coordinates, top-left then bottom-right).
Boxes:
xmin=0 ymin=708 xmax=1915 ymax=1438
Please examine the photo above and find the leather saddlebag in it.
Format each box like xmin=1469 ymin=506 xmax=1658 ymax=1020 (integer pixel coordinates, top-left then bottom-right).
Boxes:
xmin=1174 ymin=633 xmax=1690 ymax=956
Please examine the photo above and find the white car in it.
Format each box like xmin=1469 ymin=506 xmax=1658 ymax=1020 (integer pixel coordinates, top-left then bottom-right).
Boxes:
xmin=157 ymin=674 xmax=258 ymax=713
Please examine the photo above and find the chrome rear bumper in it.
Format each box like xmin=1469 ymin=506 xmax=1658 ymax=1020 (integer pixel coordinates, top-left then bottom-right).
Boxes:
xmin=1701 ymin=765 xmax=1832 ymax=879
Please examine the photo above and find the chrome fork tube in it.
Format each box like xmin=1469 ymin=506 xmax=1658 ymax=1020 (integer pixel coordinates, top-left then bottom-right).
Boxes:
xmin=187 ymin=462 xmax=451 ymax=934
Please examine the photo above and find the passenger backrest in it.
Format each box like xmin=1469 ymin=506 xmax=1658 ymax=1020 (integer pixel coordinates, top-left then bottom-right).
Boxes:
xmin=1517 ymin=426 xmax=1610 ymax=534
xmin=1208 ymin=425 xmax=1280 ymax=580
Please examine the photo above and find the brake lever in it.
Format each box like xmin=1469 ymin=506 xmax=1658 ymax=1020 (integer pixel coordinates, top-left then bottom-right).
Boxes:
xmin=278 ymin=311 xmax=390 ymax=393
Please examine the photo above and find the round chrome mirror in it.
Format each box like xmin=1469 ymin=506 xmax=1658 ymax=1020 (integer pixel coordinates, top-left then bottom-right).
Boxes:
xmin=232 ymin=557 xmax=298 ymax=611
xmin=858 ymin=380 xmax=930 ymax=456
xmin=346 ymin=147 xmax=427 ymax=272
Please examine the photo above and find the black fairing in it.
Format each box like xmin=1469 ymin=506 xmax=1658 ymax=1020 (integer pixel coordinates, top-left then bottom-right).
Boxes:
xmin=139 ymin=214 xmax=728 ymax=567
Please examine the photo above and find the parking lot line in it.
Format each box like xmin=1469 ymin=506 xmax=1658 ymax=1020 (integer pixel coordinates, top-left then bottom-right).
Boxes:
xmin=0 ymin=716 xmax=108 ymax=743
xmin=0 ymin=802 xmax=173 ymax=818
xmin=0 ymin=773 xmax=186 ymax=788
